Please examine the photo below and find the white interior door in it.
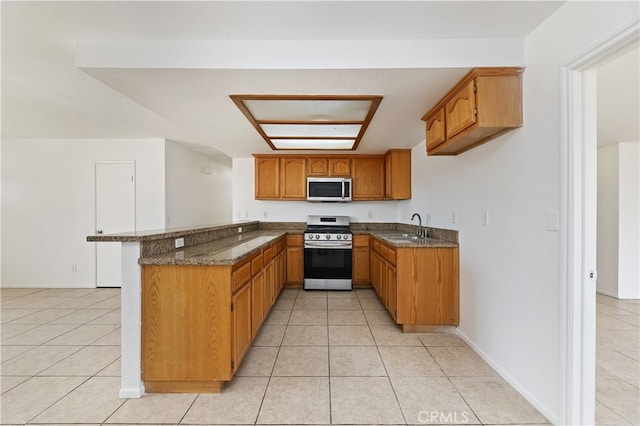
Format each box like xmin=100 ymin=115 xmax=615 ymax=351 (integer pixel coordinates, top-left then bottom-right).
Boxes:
xmin=95 ymin=162 xmax=135 ymax=288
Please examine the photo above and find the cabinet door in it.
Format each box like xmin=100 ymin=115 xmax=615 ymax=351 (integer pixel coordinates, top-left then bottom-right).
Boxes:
xmin=280 ymin=158 xmax=307 ymax=199
xmin=264 ymin=260 xmax=275 ymax=311
xmin=445 ymin=79 xmax=477 ymax=139
xmin=307 ymin=158 xmax=328 ymax=176
xmin=353 ymin=247 xmax=370 ymax=284
xmin=255 ymin=157 xmax=280 ymax=199
xmin=232 ymin=283 xmax=252 ymax=373
xmin=425 ymin=107 xmax=446 ymax=151
xmin=370 ymin=251 xmax=380 ymax=295
xmin=251 ymin=270 xmax=264 ymax=339
xmin=387 ymin=265 xmax=397 ymax=320
xmin=286 ymin=235 xmax=304 ymax=284
xmin=329 ymin=158 xmax=351 ymax=176
xmin=352 ymin=158 xmax=385 ymax=200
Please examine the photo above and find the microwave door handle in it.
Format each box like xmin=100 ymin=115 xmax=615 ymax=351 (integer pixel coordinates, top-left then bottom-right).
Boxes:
xmin=341 ymin=180 xmax=345 ymax=200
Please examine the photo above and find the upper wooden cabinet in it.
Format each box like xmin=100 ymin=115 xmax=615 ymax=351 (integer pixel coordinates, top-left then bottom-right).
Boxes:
xmin=254 ymin=152 xmax=410 ymax=201
xmin=255 ymin=157 xmax=280 ymax=199
xmin=352 ymin=157 xmax=385 ymax=200
xmin=422 ymin=67 xmax=523 ymax=156
xmin=307 ymin=158 xmax=350 ymax=176
xmin=328 ymin=158 xmax=351 ymax=176
xmin=384 ymin=149 xmax=411 ymax=200
xmin=280 ymin=158 xmax=306 ymax=199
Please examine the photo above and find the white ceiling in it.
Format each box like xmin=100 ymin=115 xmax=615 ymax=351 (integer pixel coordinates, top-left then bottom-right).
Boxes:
xmin=2 ymin=1 xmax=571 ymax=161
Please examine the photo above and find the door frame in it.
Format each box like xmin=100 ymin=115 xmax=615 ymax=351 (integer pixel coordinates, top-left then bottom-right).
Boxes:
xmin=94 ymin=160 xmax=137 ymax=287
xmin=560 ymin=20 xmax=639 ymax=425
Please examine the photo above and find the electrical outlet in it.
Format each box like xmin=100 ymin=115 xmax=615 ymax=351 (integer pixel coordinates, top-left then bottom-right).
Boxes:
xmin=368 ymin=211 xmax=373 ymax=219
xmin=263 ymin=210 xmax=269 ymax=218
xmin=451 ymin=211 xmax=457 ymax=223
xmin=235 ymin=211 xmax=241 ymax=219
xmin=482 ymin=210 xmax=489 ymax=226
xmin=175 ymin=237 xmax=185 ymax=248
xmin=71 ymin=264 xmax=77 ymax=273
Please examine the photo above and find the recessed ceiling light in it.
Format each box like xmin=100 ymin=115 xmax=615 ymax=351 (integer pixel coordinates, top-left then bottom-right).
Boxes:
xmin=230 ymin=94 xmax=382 ymax=150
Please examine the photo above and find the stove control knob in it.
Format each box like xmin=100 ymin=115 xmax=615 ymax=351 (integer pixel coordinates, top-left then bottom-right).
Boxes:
xmin=325 ymin=235 xmax=330 ymax=240
xmin=337 ymin=235 xmax=342 ymax=240
xmin=315 ymin=235 xmax=320 ymax=240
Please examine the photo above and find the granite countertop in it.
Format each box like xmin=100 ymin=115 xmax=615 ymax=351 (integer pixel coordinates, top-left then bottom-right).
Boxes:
xmin=138 ymin=230 xmax=289 ymax=266
xmin=87 ymin=221 xmax=261 ymax=242
xmin=364 ymin=231 xmax=459 ymax=248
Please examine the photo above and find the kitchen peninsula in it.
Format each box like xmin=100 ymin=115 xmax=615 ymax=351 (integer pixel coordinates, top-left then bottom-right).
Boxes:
xmin=89 ymin=220 xmax=458 ymax=395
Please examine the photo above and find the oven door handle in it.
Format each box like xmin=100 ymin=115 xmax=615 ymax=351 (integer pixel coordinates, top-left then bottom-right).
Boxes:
xmin=304 ymin=241 xmax=352 ymax=249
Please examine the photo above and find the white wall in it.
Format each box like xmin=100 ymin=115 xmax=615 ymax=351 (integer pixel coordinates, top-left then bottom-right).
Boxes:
xmin=165 ymin=141 xmax=233 ymax=227
xmin=597 ymin=144 xmax=620 ymax=296
xmin=232 ymin=158 xmax=402 ymax=223
xmin=597 ymin=142 xmax=640 ymax=299
xmin=1 ymin=138 xmax=166 ymax=287
xmin=403 ymin=2 xmax=639 ymax=423
xmin=617 ymin=143 xmax=639 ymax=298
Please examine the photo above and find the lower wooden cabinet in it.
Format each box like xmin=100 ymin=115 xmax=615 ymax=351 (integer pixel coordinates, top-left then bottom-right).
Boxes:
xmin=141 ymin=236 xmax=286 ymax=393
xmin=286 ymin=234 xmax=304 ymax=284
xmin=352 ymin=235 xmax=370 ymax=286
xmin=370 ymin=237 xmax=459 ymax=329
xmin=232 ymin=282 xmax=252 ymax=373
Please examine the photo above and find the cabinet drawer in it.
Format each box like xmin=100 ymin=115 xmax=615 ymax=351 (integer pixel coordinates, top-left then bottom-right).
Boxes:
xmin=372 ymin=240 xmax=381 ymax=253
xmin=263 ymin=246 xmax=274 ymax=264
xmin=232 ymin=261 xmax=252 ymax=293
xmin=251 ymin=252 xmax=264 ymax=275
xmin=387 ymin=248 xmax=396 ymax=265
xmin=353 ymin=234 xmax=370 ymax=247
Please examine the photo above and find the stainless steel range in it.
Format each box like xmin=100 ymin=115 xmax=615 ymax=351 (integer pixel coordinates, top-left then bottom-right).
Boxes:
xmin=303 ymin=215 xmax=352 ymax=291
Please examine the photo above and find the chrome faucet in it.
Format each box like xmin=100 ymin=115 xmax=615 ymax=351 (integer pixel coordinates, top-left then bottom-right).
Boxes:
xmin=411 ymin=213 xmax=426 ymax=238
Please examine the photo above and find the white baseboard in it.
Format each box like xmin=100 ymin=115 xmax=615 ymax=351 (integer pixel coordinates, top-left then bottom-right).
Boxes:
xmin=454 ymin=329 xmax=559 ymax=426
xmin=0 ymin=283 xmax=96 ymax=289
xmin=596 ymin=288 xmax=618 ymax=298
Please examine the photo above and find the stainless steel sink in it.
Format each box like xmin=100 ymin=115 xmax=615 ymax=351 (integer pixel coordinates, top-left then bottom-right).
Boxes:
xmin=382 ymin=233 xmax=425 ymax=241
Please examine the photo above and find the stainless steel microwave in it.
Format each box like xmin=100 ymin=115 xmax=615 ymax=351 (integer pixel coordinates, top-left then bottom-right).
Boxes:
xmin=307 ymin=177 xmax=352 ymax=202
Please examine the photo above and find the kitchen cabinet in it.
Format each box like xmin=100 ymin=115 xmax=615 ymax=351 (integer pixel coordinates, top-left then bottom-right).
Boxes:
xmin=351 ymin=157 xmax=385 ymax=200
xmin=286 ymin=234 xmax=304 ymax=285
xmin=254 ymin=152 xmax=410 ymax=201
xmin=141 ymin=236 xmax=286 ymax=393
xmin=280 ymin=157 xmax=306 ymax=199
xmin=384 ymin=149 xmax=411 ymax=200
xmin=255 ymin=157 xmax=280 ymax=199
xmin=307 ymin=158 xmax=328 ymax=176
xmin=421 ymin=67 xmax=523 ymax=156
xmin=231 ymin=282 xmax=252 ymax=373
xmin=370 ymin=237 xmax=459 ymax=330
xmin=352 ymin=234 xmax=370 ymax=286
xmin=328 ymin=158 xmax=351 ymax=176
xmin=307 ymin=158 xmax=351 ymax=176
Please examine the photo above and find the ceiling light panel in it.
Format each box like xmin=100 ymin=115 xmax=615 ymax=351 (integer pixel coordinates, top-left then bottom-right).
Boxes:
xmin=261 ymin=124 xmax=362 ymax=138
xmin=271 ymin=139 xmax=357 ymax=150
xmin=230 ymin=94 xmax=382 ymax=151
xmin=244 ymin=99 xmax=373 ymax=121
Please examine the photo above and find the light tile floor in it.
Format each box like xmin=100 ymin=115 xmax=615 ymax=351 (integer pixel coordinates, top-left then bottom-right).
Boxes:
xmin=595 ymin=294 xmax=640 ymax=425
xmin=0 ymin=287 xmax=553 ymax=425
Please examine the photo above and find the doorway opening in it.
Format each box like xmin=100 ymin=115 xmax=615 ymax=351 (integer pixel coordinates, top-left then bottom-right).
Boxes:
xmin=561 ymin=20 xmax=639 ymax=425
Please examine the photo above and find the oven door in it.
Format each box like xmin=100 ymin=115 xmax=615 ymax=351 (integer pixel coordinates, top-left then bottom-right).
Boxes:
xmin=304 ymin=242 xmax=352 ymax=290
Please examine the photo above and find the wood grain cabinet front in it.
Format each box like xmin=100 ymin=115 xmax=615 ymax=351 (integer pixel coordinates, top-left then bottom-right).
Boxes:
xmin=422 ymin=67 xmax=523 ymax=156
xmin=285 ymin=234 xmax=304 ymax=285
xmin=141 ymin=236 xmax=286 ymax=394
xmin=351 ymin=157 xmax=385 ymax=200
xmin=370 ymin=237 xmax=459 ymax=331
